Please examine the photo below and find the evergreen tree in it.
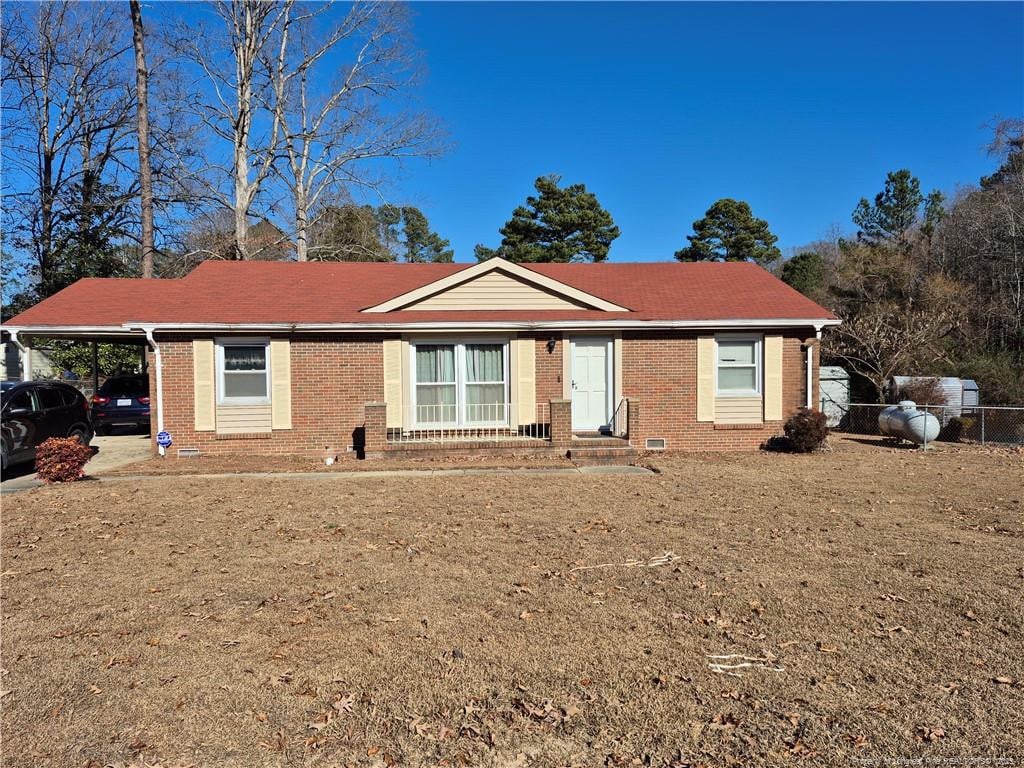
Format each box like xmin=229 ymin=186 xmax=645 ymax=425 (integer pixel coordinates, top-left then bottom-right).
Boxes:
xmin=674 ymin=198 xmax=780 ymax=265
xmin=401 ymin=207 xmax=453 ymax=262
xmin=310 ymin=204 xmax=452 ymax=262
xmin=476 ymin=175 xmax=619 ymax=263
xmin=780 ymin=251 xmax=825 ymax=299
xmin=852 ymin=169 xmax=943 ymax=245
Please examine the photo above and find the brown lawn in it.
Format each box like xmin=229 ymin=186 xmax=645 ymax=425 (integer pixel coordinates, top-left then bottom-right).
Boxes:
xmin=2 ymin=436 xmax=1022 ymax=767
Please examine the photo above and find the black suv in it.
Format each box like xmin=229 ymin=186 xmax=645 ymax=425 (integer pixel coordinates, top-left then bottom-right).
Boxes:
xmin=91 ymin=375 xmax=151 ymax=434
xmin=1 ymin=381 xmax=93 ymax=471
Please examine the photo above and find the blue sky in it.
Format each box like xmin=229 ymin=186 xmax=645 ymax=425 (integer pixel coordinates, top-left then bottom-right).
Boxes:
xmin=389 ymin=1 xmax=1022 ymax=261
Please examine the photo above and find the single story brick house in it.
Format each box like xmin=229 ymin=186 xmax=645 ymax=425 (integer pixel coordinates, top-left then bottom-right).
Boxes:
xmin=3 ymin=257 xmax=838 ymax=460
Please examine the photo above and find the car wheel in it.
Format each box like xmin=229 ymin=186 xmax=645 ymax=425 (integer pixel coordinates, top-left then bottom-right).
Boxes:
xmin=68 ymin=426 xmax=90 ymax=445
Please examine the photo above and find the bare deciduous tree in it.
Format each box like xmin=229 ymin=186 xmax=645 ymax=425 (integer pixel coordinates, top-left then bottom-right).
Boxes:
xmin=130 ymin=0 xmax=155 ymax=278
xmin=171 ymin=0 xmax=289 ymax=259
xmin=2 ymin=1 xmax=135 ymax=296
xmin=265 ymin=1 xmax=442 ymax=261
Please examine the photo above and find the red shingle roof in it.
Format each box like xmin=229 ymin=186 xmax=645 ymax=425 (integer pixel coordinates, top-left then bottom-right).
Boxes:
xmin=5 ymin=260 xmax=836 ymax=328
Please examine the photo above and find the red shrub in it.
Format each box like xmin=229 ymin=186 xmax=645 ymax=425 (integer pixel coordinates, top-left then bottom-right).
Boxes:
xmin=35 ymin=437 xmax=93 ymax=483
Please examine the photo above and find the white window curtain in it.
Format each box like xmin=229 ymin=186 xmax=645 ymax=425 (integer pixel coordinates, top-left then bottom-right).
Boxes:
xmin=464 ymin=344 xmax=505 ymax=424
xmin=415 ymin=345 xmax=456 ymax=424
xmin=221 ymin=344 xmax=269 ymax=400
xmin=413 ymin=341 xmax=508 ymax=426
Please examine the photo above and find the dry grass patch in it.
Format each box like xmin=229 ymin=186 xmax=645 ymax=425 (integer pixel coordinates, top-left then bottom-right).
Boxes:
xmin=2 ymin=437 xmax=1022 ymax=766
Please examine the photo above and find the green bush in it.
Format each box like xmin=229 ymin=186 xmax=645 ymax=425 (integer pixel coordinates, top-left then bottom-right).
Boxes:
xmin=783 ymin=408 xmax=830 ymax=453
xmin=35 ymin=437 xmax=93 ymax=483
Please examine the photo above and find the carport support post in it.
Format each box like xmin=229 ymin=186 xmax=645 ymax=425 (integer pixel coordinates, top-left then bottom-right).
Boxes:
xmin=91 ymin=341 xmax=99 ymax=395
xmin=142 ymin=327 xmax=165 ymax=457
xmin=9 ymin=331 xmax=30 ymax=381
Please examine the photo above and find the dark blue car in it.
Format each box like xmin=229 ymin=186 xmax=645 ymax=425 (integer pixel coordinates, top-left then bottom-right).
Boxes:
xmin=91 ymin=375 xmax=151 ymax=434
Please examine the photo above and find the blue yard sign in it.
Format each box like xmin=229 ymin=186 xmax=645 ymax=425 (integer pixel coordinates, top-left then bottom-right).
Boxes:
xmin=157 ymin=431 xmax=172 ymax=448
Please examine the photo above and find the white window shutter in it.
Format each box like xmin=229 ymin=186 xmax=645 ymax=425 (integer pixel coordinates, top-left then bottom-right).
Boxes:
xmin=696 ymin=336 xmax=715 ymax=422
xmin=193 ymin=340 xmax=215 ymax=431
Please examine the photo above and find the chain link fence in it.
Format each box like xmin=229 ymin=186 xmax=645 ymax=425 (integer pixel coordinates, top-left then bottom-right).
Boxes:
xmin=839 ymin=403 xmax=1024 ymax=445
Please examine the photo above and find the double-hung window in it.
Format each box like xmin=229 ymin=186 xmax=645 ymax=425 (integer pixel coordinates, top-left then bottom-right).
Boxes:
xmin=715 ymin=335 xmax=761 ymax=396
xmin=413 ymin=340 xmax=508 ymax=426
xmin=217 ymin=340 xmax=271 ymax=404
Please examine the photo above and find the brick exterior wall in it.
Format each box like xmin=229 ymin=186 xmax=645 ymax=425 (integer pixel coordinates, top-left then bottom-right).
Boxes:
xmin=147 ymin=329 xmax=819 ymax=458
xmin=529 ymin=333 xmax=565 ymax=402
xmin=620 ymin=330 xmax=818 ymax=451
xmin=148 ymin=334 xmax=383 ymax=457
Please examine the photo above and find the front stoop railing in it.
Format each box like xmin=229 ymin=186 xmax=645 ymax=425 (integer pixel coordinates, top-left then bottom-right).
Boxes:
xmin=387 ymin=402 xmax=551 ymax=445
xmin=363 ymin=398 xmax=639 ymax=455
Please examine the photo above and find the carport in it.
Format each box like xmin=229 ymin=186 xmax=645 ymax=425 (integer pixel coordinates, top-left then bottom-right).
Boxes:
xmin=4 ymin=325 xmax=165 ymax=455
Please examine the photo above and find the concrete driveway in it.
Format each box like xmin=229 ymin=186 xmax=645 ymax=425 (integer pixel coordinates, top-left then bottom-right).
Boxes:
xmin=1 ymin=432 xmax=152 ymax=493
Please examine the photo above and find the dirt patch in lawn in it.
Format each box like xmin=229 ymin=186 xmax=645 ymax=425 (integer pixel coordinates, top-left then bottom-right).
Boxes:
xmin=2 ymin=437 xmax=1022 ymax=767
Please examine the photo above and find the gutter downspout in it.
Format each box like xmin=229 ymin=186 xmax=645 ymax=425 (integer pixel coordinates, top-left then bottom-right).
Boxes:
xmin=806 ymin=327 xmax=823 ymax=410
xmin=8 ymin=331 xmax=30 ymax=382
xmin=805 ymin=343 xmax=814 ymax=409
xmin=142 ymin=327 xmax=166 ymax=457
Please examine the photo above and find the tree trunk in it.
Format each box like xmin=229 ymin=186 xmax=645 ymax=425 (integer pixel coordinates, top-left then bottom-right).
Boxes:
xmin=130 ymin=0 xmax=155 ymax=279
xmin=295 ymin=192 xmax=308 ymax=262
xmin=233 ymin=171 xmax=249 ymax=259
xmin=40 ymin=153 xmax=54 ymax=295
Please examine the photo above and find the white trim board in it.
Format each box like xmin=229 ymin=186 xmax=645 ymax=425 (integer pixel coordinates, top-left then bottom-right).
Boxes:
xmin=3 ymin=317 xmax=840 ymax=336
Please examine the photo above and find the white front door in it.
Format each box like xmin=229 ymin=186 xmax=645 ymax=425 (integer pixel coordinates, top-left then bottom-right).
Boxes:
xmin=571 ymin=337 xmax=611 ymax=431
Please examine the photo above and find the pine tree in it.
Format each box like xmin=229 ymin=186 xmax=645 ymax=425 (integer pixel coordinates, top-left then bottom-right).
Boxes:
xmin=401 ymin=207 xmax=453 ymax=262
xmin=675 ymin=199 xmax=780 ymax=265
xmin=476 ymin=175 xmax=619 ymax=262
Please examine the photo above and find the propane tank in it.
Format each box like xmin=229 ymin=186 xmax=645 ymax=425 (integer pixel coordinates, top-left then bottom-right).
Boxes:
xmin=878 ymin=401 xmax=940 ymax=446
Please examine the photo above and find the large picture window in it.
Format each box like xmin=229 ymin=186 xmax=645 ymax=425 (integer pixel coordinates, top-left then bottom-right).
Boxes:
xmin=413 ymin=340 xmax=508 ymax=426
xmin=716 ymin=336 xmax=761 ymax=396
xmin=217 ymin=340 xmax=270 ymax=404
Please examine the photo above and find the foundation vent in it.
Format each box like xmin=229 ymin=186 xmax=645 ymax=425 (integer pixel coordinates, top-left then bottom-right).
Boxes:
xmin=177 ymin=448 xmax=201 ymax=459
xmin=645 ymin=438 xmax=667 ymax=451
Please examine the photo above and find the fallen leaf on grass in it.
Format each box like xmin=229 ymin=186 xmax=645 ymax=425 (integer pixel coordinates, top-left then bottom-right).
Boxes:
xmin=915 ymin=725 xmax=946 ymax=742
xmin=845 ymin=733 xmax=870 ymax=749
xmin=89 ymin=684 xmax=103 ymax=695
xmin=333 ymin=692 xmax=354 ymax=713
xmin=269 ymin=671 xmax=293 ymax=687
xmin=260 ymin=729 xmax=287 ymax=752
xmin=817 ymin=642 xmax=840 ymax=654
xmin=993 ymin=676 xmax=1018 ymax=686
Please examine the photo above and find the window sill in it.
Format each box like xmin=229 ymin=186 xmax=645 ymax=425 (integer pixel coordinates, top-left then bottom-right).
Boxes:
xmin=713 ymin=422 xmax=765 ymax=430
